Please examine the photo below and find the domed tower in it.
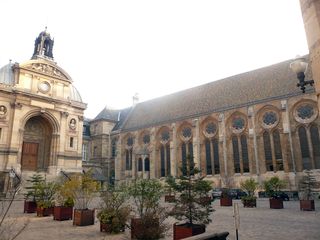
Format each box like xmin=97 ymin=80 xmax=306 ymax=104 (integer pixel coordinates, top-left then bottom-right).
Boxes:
xmin=0 ymin=30 xmax=86 ymax=187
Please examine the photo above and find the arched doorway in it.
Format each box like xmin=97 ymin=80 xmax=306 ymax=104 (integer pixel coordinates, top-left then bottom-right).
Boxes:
xmin=21 ymin=116 xmax=53 ymax=171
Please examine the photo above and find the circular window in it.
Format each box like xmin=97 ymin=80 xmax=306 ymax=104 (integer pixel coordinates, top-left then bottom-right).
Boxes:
xmin=143 ymin=134 xmax=150 ymax=144
xmin=294 ymin=103 xmax=318 ymax=124
xmin=161 ymin=130 xmax=170 ymax=142
xmin=38 ymin=81 xmax=51 ymax=93
xmin=203 ymin=122 xmax=217 ymax=138
xmin=232 ymin=116 xmax=245 ymax=133
xmin=262 ymin=111 xmax=278 ymax=128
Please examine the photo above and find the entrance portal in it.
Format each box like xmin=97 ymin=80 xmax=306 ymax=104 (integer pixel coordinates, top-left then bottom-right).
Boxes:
xmin=21 ymin=116 xmax=53 ymax=171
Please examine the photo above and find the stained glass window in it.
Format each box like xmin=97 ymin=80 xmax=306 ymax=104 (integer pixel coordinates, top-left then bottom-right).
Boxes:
xmin=232 ymin=136 xmax=240 ymax=173
xmin=166 ymin=144 xmax=171 ymax=175
xmin=206 ymin=122 xmax=217 ymax=135
xmin=205 ymin=139 xmax=212 ymax=175
xmin=297 ymin=105 xmax=314 ymax=119
xmin=263 ymin=131 xmax=273 ymax=171
xmin=143 ymin=134 xmax=150 ymax=144
xmin=241 ymin=135 xmax=249 ymax=173
xmin=160 ymin=146 xmax=165 ymax=177
xmin=182 ymin=127 xmax=192 ymax=138
xmin=299 ymin=126 xmax=311 ymax=170
xmin=232 ymin=117 xmax=245 ymax=130
xmin=213 ymin=138 xmax=220 ymax=174
xmin=263 ymin=112 xmax=277 ymax=126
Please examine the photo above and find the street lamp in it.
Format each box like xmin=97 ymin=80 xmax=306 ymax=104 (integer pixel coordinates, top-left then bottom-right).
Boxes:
xmin=290 ymin=56 xmax=314 ymax=93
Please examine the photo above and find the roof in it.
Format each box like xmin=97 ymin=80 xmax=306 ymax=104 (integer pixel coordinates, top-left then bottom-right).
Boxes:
xmin=0 ymin=63 xmax=14 ymax=85
xmin=120 ymin=57 xmax=313 ymax=131
xmin=93 ymin=107 xmax=121 ymax=122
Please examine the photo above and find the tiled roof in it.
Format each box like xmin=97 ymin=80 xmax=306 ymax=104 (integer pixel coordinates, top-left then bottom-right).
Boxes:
xmin=120 ymin=57 xmax=313 ymax=131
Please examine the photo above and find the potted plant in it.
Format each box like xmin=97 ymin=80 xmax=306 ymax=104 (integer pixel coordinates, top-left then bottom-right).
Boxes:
xmin=53 ymin=179 xmax=74 ymax=221
xmin=97 ymin=184 xmax=131 ymax=233
xmin=240 ymin=178 xmax=258 ymax=208
xmin=62 ymin=171 xmax=100 ymax=226
xmin=128 ymin=178 xmax=169 ymax=240
xmin=24 ymin=173 xmax=44 ymax=213
xmin=35 ymin=181 xmax=58 ymax=217
xmin=263 ymin=176 xmax=286 ymax=209
xmin=220 ymin=188 xmax=232 ymax=207
xmin=299 ymin=170 xmax=319 ymax=211
xmin=170 ymin=154 xmax=214 ymax=240
xmin=164 ymin=175 xmax=176 ymax=202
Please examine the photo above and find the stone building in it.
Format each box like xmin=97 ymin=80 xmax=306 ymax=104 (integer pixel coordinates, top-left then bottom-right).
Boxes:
xmin=87 ymin=56 xmax=320 ymax=190
xmin=0 ymin=29 xmax=86 ymax=191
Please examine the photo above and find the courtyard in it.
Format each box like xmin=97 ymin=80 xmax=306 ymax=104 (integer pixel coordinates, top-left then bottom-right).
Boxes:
xmin=4 ymin=198 xmax=320 ymax=240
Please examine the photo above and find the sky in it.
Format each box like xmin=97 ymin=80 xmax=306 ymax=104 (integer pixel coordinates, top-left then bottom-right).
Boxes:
xmin=0 ymin=0 xmax=309 ymax=119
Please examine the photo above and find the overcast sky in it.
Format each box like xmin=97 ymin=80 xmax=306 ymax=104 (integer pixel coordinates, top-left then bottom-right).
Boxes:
xmin=0 ymin=0 xmax=308 ymax=119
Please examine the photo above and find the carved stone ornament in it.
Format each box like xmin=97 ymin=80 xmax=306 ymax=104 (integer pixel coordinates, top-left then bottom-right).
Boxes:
xmin=180 ymin=126 xmax=192 ymax=142
xmin=261 ymin=111 xmax=279 ymax=129
xmin=160 ymin=130 xmax=170 ymax=145
xmin=203 ymin=121 xmax=218 ymax=138
xmin=231 ymin=116 xmax=246 ymax=134
xmin=28 ymin=63 xmax=67 ymax=80
xmin=69 ymin=118 xmax=77 ymax=130
xmin=0 ymin=105 xmax=7 ymax=118
xmin=294 ymin=102 xmax=318 ymax=124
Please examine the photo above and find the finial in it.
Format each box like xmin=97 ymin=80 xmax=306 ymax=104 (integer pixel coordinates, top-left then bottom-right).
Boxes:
xmin=9 ymin=59 xmax=12 ymax=64
xmin=45 ymin=26 xmax=47 ymax=32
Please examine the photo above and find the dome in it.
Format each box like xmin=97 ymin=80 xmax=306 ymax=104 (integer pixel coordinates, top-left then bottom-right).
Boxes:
xmin=0 ymin=63 xmax=14 ymax=85
xmin=69 ymin=85 xmax=83 ymax=102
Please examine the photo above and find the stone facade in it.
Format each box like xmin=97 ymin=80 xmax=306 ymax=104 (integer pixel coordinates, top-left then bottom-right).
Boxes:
xmin=0 ymin=30 xmax=86 ymax=191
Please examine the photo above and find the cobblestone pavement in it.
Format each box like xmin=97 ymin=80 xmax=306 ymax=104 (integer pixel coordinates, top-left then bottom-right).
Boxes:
xmin=3 ymin=198 xmax=320 ymax=240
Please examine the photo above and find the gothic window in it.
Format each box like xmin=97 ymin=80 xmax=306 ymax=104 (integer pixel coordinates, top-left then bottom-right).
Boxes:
xmin=161 ymin=130 xmax=170 ymax=142
xmin=182 ymin=127 xmax=192 ymax=138
xmin=205 ymin=138 xmax=220 ymax=175
xmin=144 ymin=158 xmax=150 ymax=172
xmin=232 ymin=117 xmax=245 ymax=131
xmin=143 ymin=134 xmax=150 ymax=144
xmin=273 ymin=130 xmax=283 ymax=171
xmin=297 ymin=105 xmax=314 ymax=120
xmin=310 ymin=125 xmax=320 ymax=169
xmin=232 ymin=136 xmax=240 ymax=173
xmin=125 ymin=149 xmax=132 ymax=170
xmin=206 ymin=122 xmax=217 ymax=135
xmin=111 ymin=138 xmax=117 ymax=157
xmin=263 ymin=131 xmax=273 ymax=171
xmin=263 ymin=111 xmax=278 ymax=126
xmin=241 ymin=135 xmax=249 ymax=173
xmin=138 ymin=158 xmax=143 ymax=172
xmin=298 ymin=126 xmax=311 ymax=170
xmin=127 ymin=137 xmax=134 ymax=147
xmin=160 ymin=146 xmax=165 ymax=177
xmin=166 ymin=144 xmax=171 ymax=175
xmin=182 ymin=143 xmax=187 ymax=175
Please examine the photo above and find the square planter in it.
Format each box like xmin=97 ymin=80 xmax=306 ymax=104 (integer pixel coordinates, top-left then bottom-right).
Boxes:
xmin=300 ymin=200 xmax=315 ymax=211
xmin=220 ymin=197 xmax=232 ymax=207
xmin=53 ymin=206 xmax=73 ymax=221
xmin=269 ymin=198 xmax=283 ymax=209
xmin=36 ymin=207 xmax=54 ymax=217
xmin=131 ymin=218 xmax=159 ymax=239
xmin=165 ymin=195 xmax=175 ymax=202
xmin=173 ymin=223 xmax=205 ymax=240
xmin=24 ymin=200 xmax=37 ymax=213
xmin=73 ymin=209 xmax=95 ymax=226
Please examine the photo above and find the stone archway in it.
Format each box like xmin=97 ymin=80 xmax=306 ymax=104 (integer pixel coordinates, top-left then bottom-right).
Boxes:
xmin=21 ymin=116 xmax=53 ymax=171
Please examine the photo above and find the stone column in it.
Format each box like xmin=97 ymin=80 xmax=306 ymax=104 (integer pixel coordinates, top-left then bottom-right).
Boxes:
xmin=170 ymin=123 xmax=177 ymax=177
xmin=218 ymin=113 xmax=228 ymax=177
xmin=115 ymin=135 xmax=122 ymax=182
xmin=150 ymin=127 xmax=156 ymax=179
xmin=192 ymin=118 xmax=200 ymax=169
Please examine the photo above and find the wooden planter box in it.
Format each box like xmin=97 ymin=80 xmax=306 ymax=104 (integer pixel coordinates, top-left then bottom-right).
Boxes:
xmin=36 ymin=207 xmax=54 ymax=217
xmin=24 ymin=200 xmax=37 ymax=213
xmin=242 ymin=199 xmax=257 ymax=208
xmin=300 ymin=200 xmax=315 ymax=211
xmin=131 ymin=218 xmax=159 ymax=239
xmin=220 ymin=197 xmax=232 ymax=207
xmin=173 ymin=223 xmax=205 ymax=240
xmin=53 ymin=206 xmax=73 ymax=221
xmin=165 ymin=195 xmax=175 ymax=202
xmin=269 ymin=198 xmax=283 ymax=209
xmin=73 ymin=209 xmax=95 ymax=226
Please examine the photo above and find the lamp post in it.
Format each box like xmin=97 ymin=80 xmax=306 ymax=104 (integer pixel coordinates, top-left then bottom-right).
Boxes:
xmin=290 ymin=56 xmax=314 ymax=93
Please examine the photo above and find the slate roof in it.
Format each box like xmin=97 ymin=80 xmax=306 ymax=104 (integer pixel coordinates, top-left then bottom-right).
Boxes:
xmin=120 ymin=57 xmax=313 ymax=132
xmin=93 ymin=107 xmax=121 ymax=122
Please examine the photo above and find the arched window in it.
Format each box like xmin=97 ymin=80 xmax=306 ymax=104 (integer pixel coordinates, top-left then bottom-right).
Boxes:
xmin=144 ymin=158 xmax=150 ymax=172
xmin=160 ymin=145 xmax=165 ymax=177
xmin=263 ymin=131 xmax=273 ymax=171
xmin=232 ymin=136 xmax=240 ymax=173
xmin=181 ymin=141 xmax=193 ymax=175
xmin=138 ymin=158 xmax=143 ymax=172
xmin=125 ymin=149 xmax=132 ymax=170
xmin=273 ymin=130 xmax=283 ymax=171
xmin=241 ymin=135 xmax=249 ymax=173
xmin=299 ymin=126 xmax=311 ymax=170
xmin=166 ymin=144 xmax=171 ymax=175
xmin=111 ymin=138 xmax=117 ymax=157
xmin=205 ymin=138 xmax=220 ymax=175
xmin=310 ymin=125 xmax=320 ymax=169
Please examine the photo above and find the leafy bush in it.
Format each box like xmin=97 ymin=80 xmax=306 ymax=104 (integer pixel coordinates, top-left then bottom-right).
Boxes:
xmin=263 ymin=176 xmax=286 ymax=199
xmin=240 ymin=178 xmax=259 ymax=197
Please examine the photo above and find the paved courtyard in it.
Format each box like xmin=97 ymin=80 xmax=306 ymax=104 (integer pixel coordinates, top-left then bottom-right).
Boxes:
xmin=3 ymin=198 xmax=320 ymax=240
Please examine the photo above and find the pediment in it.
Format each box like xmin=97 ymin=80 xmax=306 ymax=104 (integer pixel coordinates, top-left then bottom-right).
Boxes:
xmin=19 ymin=60 xmax=72 ymax=82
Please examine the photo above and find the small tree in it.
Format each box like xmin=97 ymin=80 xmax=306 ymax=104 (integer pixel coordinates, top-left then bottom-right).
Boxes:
xmin=263 ymin=176 xmax=286 ymax=199
xmin=171 ymin=154 xmax=214 ymax=226
xmin=299 ymin=170 xmax=320 ymax=200
xmin=165 ymin=175 xmax=176 ymax=196
xmin=98 ymin=184 xmax=131 ymax=233
xmin=240 ymin=178 xmax=258 ymax=198
xmin=62 ymin=171 xmax=100 ymax=209
xmin=34 ymin=181 xmax=58 ymax=208
xmin=24 ymin=173 xmax=44 ymax=201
